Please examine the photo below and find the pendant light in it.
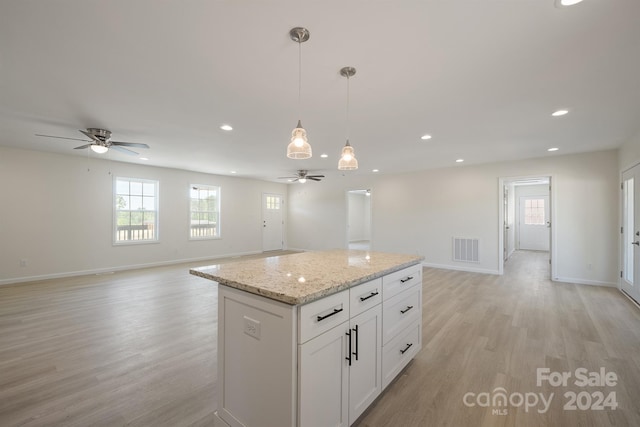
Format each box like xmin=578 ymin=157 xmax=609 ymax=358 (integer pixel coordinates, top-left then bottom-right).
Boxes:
xmin=287 ymin=27 xmax=312 ymax=159
xmin=338 ymin=66 xmax=358 ymax=170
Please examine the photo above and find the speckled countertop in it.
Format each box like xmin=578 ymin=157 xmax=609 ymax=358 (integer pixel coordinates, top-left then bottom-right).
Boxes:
xmin=190 ymin=249 xmax=424 ymax=305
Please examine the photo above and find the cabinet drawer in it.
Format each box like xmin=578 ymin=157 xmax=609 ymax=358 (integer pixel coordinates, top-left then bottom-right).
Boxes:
xmin=299 ymin=290 xmax=350 ymax=344
xmin=350 ymin=278 xmax=382 ymax=317
xmin=382 ymin=264 xmax=422 ymax=301
xmin=382 ymin=322 xmax=421 ymax=390
xmin=382 ymin=285 xmax=421 ymax=345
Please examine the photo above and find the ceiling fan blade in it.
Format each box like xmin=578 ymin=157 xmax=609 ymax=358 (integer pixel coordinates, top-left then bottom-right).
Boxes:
xmin=79 ymin=129 xmax=102 ymax=143
xmin=307 ymin=175 xmax=325 ymax=178
xmin=308 ymin=177 xmax=322 ymax=181
xmin=277 ymin=176 xmax=298 ymax=179
xmin=110 ymin=145 xmax=139 ymax=156
xmin=73 ymin=144 xmax=93 ymax=150
xmin=112 ymin=141 xmax=150 ymax=149
xmin=35 ymin=134 xmax=91 ymax=142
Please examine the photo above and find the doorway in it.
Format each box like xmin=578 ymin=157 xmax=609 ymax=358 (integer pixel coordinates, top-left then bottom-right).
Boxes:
xmin=499 ymin=176 xmax=554 ymax=278
xmin=262 ymin=193 xmax=284 ymax=252
xmin=621 ymin=163 xmax=640 ymax=304
xmin=347 ymin=189 xmax=372 ymax=250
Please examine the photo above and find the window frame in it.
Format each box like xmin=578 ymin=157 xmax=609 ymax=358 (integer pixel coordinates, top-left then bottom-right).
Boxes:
xmin=113 ymin=176 xmax=160 ymax=245
xmin=189 ymin=184 xmax=221 ymax=240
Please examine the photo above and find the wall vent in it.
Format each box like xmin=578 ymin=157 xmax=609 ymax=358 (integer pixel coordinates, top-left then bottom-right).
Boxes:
xmin=453 ymin=238 xmax=479 ymax=263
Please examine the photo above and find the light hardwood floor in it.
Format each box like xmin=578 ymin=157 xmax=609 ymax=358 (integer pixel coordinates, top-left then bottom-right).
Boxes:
xmin=2 ymin=250 xmax=640 ymax=426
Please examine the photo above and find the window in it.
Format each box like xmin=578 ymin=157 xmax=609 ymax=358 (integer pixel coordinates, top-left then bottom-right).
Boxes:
xmin=190 ymin=184 xmax=220 ymax=239
xmin=524 ymin=199 xmax=545 ymax=225
xmin=114 ymin=177 xmax=158 ymax=243
xmin=265 ymin=195 xmax=281 ymax=210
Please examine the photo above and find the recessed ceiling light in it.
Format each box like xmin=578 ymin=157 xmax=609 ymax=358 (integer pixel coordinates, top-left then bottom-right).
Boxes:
xmin=320 ymin=153 xmax=328 ymax=158
xmin=421 ymin=134 xmax=432 ymax=140
xmin=548 ymin=147 xmax=559 ymax=152
xmin=372 ymin=169 xmax=379 ymax=173
xmin=555 ymin=0 xmax=584 ymax=7
xmin=230 ymin=171 xmax=237 ymax=174
xmin=220 ymin=124 xmax=233 ymax=131
xmin=456 ymin=159 xmax=464 ymax=163
xmin=551 ymin=109 xmax=569 ymax=117
xmin=139 ymin=157 xmax=149 ymax=161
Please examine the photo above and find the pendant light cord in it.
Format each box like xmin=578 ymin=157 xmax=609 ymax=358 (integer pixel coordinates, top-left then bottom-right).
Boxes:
xmin=298 ymin=39 xmax=302 ymax=119
xmin=346 ymin=74 xmax=350 ymax=140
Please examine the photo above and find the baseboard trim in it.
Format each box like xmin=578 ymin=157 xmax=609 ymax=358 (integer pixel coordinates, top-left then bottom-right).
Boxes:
xmin=421 ymin=262 xmax=500 ymax=276
xmin=552 ymin=276 xmax=617 ymax=287
xmin=0 ymin=250 xmax=263 ymax=286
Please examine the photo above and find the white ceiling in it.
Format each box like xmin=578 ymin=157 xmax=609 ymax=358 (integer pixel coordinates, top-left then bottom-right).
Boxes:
xmin=1 ymin=0 xmax=639 ymax=183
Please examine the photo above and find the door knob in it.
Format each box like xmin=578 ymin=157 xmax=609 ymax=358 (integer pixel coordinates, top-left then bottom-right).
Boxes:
xmin=632 ymin=241 xmax=640 ymax=246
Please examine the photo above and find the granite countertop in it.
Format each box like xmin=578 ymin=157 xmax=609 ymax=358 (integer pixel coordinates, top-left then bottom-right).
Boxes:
xmin=190 ymin=249 xmax=424 ymax=305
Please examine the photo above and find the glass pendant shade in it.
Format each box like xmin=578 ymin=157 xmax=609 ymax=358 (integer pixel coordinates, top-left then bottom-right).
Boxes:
xmin=90 ymin=144 xmax=109 ymax=154
xmin=338 ymin=140 xmax=358 ymax=170
xmin=287 ymin=120 xmax=312 ymax=159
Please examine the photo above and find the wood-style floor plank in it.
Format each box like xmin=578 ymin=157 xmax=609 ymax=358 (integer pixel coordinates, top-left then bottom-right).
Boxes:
xmin=2 ymin=250 xmax=640 ymax=426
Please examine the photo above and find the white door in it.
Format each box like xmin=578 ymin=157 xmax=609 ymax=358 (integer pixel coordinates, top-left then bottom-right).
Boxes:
xmin=262 ymin=193 xmax=283 ymax=251
xmin=621 ymin=164 xmax=640 ymax=302
xmin=519 ymin=195 xmax=550 ymax=251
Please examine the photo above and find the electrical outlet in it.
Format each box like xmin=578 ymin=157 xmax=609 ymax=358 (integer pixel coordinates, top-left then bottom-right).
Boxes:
xmin=243 ymin=316 xmax=261 ymax=340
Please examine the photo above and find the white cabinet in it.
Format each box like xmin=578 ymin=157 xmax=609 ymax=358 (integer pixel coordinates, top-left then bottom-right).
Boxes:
xmin=381 ymin=264 xmax=422 ymax=390
xmin=298 ymin=280 xmax=383 ymax=427
xmin=299 ymin=319 xmax=349 ymax=427
xmin=214 ymin=265 xmax=421 ymax=427
xmin=347 ymin=305 xmax=382 ymax=423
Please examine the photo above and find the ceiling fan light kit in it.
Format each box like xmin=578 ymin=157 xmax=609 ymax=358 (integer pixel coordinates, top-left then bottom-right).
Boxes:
xmin=278 ymin=169 xmax=325 ymax=183
xmin=36 ymin=128 xmax=150 ymax=156
xmin=286 ymin=27 xmax=312 ymax=160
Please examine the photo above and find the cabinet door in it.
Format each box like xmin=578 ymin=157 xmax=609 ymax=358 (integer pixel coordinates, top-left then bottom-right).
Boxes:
xmin=348 ymin=305 xmax=382 ymax=424
xmin=299 ymin=323 xmax=349 ymax=427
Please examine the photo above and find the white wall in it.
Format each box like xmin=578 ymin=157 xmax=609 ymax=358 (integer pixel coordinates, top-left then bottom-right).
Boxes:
xmin=619 ymin=129 xmax=640 ymax=171
xmin=0 ymin=146 xmax=288 ymax=284
xmin=288 ymin=150 xmax=619 ymax=286
xmin=347 ymin=191 xmax=371 ymax=242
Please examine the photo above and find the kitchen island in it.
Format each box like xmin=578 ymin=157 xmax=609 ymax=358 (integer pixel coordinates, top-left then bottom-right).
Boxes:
xmin=191 ymin=249 xmax=424 ymax=427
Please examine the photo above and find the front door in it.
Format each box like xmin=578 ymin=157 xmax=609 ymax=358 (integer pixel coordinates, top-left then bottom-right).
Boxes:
xmin=262 ymin=193 xmax=283 ymax=252
xmin=621 ymin=164 xmax=640 ymax=302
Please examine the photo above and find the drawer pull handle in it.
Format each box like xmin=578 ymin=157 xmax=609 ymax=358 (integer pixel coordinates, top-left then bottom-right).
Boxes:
xmin=345 ymin=330 xmax=352 ymax=366
xmin=317 ymin=308 xmax=343 ymax=322
xmin=359 ymin=291 xmax=379 ymax=302
xmin=400 ymin=343 xmax=413 ymax=354
xmin=353 ymin=324 xmax=359 ymax=361
xmin=400 ymin=305 xmax=414 ymax=314
xmin=400 ymin=276 xmax=414 ymax=283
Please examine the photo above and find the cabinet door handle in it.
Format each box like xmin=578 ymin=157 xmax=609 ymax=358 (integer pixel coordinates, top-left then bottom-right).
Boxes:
xmin=400 ymin=343 xmax=413 ymax=354
xmin=400 ymin=276 xmax=414 ymax=283
xmin=317 ymin=308 xmax=343 ymax=322
xmin=353 ymin=325 xmax=359 ymax=361
xmin=345 ymin=330 xmax=352 ymax=366
xmin=359 ymin=291 xmax=379 ymax=302
xmin=400 ymin=305 xmax=414 ymax=314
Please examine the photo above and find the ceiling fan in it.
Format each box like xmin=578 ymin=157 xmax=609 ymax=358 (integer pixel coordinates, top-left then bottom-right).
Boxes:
xmin=35 ymin=128 xmax=150 ymax=155
xmin=278 ymin=170 xmax=325 ymax=183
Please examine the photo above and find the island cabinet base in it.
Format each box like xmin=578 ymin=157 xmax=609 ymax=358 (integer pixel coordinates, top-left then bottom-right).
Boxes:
xmin=213 ymin=263 xmax=422 ymax=427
